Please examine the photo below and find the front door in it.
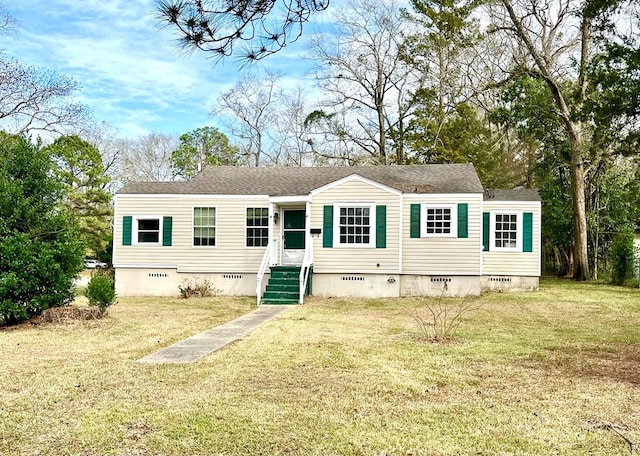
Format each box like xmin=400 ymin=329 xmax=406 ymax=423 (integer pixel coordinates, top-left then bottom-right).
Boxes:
xmin=282 ymin=209 xmax=306 ymax=265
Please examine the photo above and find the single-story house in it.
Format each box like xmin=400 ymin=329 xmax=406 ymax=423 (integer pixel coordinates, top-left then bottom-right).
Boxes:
xmin=113 ymin=165 xmax=541 ymax=303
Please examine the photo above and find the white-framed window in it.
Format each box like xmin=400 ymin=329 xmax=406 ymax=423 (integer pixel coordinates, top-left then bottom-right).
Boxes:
xmin=421 ymin=203 xmax=457 ymax=237
xmin=133 ymin=216 xmax=161 ymax=245
xmin=246 ymin=207 xmax=269 ymax=247
xmin=491 ymin=211 xmax=522 ymax=251
xmin=334 ymin=203 xmax=376 ymax=247
xmin=193 ymin=207 xmax=216 ymax=246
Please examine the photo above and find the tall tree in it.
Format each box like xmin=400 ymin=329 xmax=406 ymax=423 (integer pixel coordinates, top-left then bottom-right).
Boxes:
xmin=0 ymin=4 xmax=88 ymax=135
xmin=402 ymin=0 xmax=486 ymax=160
xmin=272 ymin=87 xmax=316 ymax=166
xmin=156 ymin=0 xmax=329 ymax=62
xmin=486 ymin=0 xmax=597 ymax=280
xmin=308 ymin=0 xmax=419 ymax=164
xmin=126 ymin=132 xmax=180 ymax=181
xmin=484 ymin=0 xmax=640 ymax=279
xmin=44 ymin=135 xmax=112 ymax=257
xmin=0 ymin=134 xmax=84 ymax=325
xmin=171 ymin=126 xmax=241 ymax=179
xmin=213 ymin=72 xmax=279 ymax=166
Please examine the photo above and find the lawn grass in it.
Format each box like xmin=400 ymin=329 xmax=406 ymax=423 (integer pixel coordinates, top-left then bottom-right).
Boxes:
xmin=1 ymin=280 xmax=638 ymax=455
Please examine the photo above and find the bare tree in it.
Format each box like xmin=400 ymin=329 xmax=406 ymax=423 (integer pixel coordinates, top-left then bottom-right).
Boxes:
xmin=156 ymin=0 xmax=329 ymax=63
xmin=0 ymin=2 xmax=16 ymax=35
xmin=271 ymin=86 xmax=317 ymax=166
xmin=123 ymin=133 xmax=179 ymax=182
xmin=213 ymin=72 xmax=280 ymax=166
xmin=308 ymin=0 xmax=420 ymax=164
xmin=82 ymin=122 xmax=125 ymax=193
xmin=0 ymin=58 xmax=89 ymax=135
xmin=0 ymin=4 xmax=88 ymax=135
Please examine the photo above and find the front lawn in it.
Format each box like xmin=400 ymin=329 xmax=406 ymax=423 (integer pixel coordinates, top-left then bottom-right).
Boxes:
xmin=1 ymin=280 xmax=638 ymax=455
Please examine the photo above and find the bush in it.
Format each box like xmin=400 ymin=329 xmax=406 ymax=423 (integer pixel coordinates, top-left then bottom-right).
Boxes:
xmin=412 ymin=287 xmax=481 ymax=341
xmin=178 ymin=277 xmax=217 ymax=298
xmin=610 ymin=233 xmax=636 ymax=286
xmin=84 ymin=269 xmax=116 ymax=313
xmin=0 ymin=135 xmax=85 ymax=325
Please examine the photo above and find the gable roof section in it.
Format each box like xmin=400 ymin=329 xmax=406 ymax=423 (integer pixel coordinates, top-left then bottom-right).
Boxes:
xmin=117 ymin=164 xmax=484 ymax=196
xmin=310 ymin=173 xmax=402 ymax=196
xmin=484 ymin=188 xmax=541 ymax=201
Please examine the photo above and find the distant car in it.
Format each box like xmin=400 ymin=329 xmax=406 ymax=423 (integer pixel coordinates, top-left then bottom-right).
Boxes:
xmin=84 ymin=259 xmax=107 ymax=269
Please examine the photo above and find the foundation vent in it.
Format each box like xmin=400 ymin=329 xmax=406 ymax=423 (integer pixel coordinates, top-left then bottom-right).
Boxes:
xmin=223 ymin=274 xmax=243 ymax=279
xmin=431 ymin=277 xmax=452 ymax=283
xmin=341 ymin=276 xmax=365 ymax=281
xmin=148 ymin=273 xmax=168 ymax=278
xmin=490 ymin=277 xmax=512 ymax=282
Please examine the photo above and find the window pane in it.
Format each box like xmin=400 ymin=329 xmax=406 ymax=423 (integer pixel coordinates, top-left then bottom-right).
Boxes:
xmin=194 ymin=207 xmax=216 ymax=246
xmin=338 ymin=206 xmax=372 ymax=245
xmin=424 ymin=206 xmax=452 ymax=235
xmin=246 ymin=207 xmax=269 ymax=247
xmin=494 ymin=213 xmax=518 ymax=249
xmin=138 ymin=219 xmax=159 ymax=231
xmin=138 ymin=232 xmax=159 ymax=243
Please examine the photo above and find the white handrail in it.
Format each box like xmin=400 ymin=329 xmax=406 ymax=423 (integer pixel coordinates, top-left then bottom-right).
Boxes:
xmin=256 ymin=239 xmax=273 ymax=306
xmin=298 ymin=233 xmax=313 ymax=304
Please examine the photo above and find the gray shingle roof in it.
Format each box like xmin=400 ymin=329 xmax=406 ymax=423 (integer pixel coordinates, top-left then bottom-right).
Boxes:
xmin=117 ymin=164 xmax=484 ymax=196
xmin=484 ymin=188 xmax=540 ymax=201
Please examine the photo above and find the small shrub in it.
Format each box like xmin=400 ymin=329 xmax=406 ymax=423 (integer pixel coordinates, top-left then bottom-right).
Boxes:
xmin=610 ymin=233 xmax=636 ymax=286
xmin=413 ymin=288 xmax=480 ymax=341
xmin=178 ymin=277 xmax=217 ymax=298
xmin=84 ymin=269 xmax=116 ymax=314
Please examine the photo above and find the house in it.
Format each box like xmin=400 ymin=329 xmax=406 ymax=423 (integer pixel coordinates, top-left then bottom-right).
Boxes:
xmin=113 ymin=165 xmax=541 ymax=303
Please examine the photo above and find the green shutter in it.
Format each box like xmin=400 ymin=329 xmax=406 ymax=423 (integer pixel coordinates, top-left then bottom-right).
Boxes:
xmin=122 ymin=216 xmax=132 ymax=246
xmin=482 ymin=212 xmax=490 ymax=251
xmin=376 ymin=205 xmax=386 ymax=248
xmin=162 ymin=216 xmax=173 ymax=246
xmin=457 ymin=203 xmax=468 ymax=238
xmin=523 ymin=212 xmax=533 ymax=253
xmin=323 ymin=205 xmax=333 ymax=248
xmin=410 ymin=204 xmax=421 ymax=238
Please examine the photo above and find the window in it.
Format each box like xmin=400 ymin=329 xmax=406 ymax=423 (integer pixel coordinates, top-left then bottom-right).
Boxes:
xmin=336 ymin=204 xmax=375 ymax=247
xmin=421 ymin=204 xmax=457 ymax=237
xmin=134 ymin=217 xmax=160 ymax=244
xmin=123 ymin=216 xmax=171 ymax=246
xmin=193 ymin=207 xmax=216 ymax=246
xmin=246 ymin=207 xmax=269 ymax=247
xmin=492 ymin=212 xmax=520 ymax=250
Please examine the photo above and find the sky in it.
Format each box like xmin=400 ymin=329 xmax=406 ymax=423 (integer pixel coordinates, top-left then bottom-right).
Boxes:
xmin=2 ymin=0 xmax=332 ymax=139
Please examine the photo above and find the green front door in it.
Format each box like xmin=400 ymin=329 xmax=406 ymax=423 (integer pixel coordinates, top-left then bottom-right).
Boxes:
xmin=282 ymin=209 xmax=305 ymax=264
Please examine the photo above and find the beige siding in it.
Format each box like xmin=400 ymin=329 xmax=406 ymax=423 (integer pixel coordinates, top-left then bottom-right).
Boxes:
xmin=310 ymin=180 xmax=401 ymax=273
xmin=114 ymin=195 xmax=270 ymax=272
xmin=402 ymin=194 xmax=483 ymax=275
xmin=482 ymin=200 xmax=541 ymax=276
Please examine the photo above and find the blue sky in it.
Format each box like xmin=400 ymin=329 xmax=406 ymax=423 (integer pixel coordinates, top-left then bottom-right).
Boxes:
xmin=3 ymin=0 xmax=332 ymax=138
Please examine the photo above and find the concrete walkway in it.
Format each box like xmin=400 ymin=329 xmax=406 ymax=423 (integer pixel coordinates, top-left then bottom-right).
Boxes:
xmin=136 ymin=305 xmax=291 ymax=364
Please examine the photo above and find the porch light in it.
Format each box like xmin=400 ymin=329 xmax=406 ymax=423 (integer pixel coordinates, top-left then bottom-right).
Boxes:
xmin=273 ymin=212 xmax=279 ymax=224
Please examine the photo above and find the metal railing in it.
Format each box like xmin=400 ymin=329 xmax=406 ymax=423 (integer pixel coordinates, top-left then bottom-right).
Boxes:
xmin=298 ymin=233 xmax=313 ymax=304
xmin=256 ymin=239 xmax=276 ymax=306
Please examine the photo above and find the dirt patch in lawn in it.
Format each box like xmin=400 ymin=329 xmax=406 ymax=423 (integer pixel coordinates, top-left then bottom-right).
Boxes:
xmin=522 ymin=344 xmax=640 ymax=385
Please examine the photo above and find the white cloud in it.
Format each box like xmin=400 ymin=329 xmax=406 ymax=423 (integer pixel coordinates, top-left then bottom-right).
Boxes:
xmin=2 ymin=0 xmax=331 ymax=138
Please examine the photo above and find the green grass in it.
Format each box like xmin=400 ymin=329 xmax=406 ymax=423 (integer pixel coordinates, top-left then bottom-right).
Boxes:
xmin=1 ymin=280 xmax=639 ymax=455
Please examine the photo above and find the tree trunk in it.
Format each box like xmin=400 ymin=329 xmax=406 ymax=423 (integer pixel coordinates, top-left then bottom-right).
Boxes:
xmin=569 ymin=126 xmax=590 ymax=280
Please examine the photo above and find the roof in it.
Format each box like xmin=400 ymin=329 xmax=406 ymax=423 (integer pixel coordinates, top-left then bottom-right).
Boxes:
xmin=117 ymin=164 xmax=484 ymax=196
xmin=484 ymin=188 xmax=540 ymax=202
